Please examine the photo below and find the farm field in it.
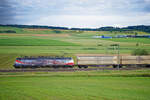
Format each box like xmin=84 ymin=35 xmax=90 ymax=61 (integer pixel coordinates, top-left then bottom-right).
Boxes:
xmin=0 ymin=26 xmax=150 ymax=69
xmin=0 ymin=70 xmax=150 ymax=100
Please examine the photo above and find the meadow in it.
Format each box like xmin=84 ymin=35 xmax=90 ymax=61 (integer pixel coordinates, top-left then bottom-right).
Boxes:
xmin=0 ymin=26 xmax=150 ymax=69
xmin=0 ymin=70 xmax=150 ymax=100
xmin=104 ymin=38 xmax=150 ymax=44
xmin=0 ymin=26 xmax=150 ymax=100
xmin=0 ymin=36 xmax=78 ymax=46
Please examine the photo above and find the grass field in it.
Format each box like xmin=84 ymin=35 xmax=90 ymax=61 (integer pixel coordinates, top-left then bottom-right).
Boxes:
xmin=103 ymin=38 xmax=150 ymax=44
xmin=0 ymin=70 xmax=150 ymax=100
xmin=0 ymin=26 xmax=150 ymax=100
xmin=0 ymin=36 xmax=78 ymax=46
xmin=0 ymin=26 xmax=150 ymax=69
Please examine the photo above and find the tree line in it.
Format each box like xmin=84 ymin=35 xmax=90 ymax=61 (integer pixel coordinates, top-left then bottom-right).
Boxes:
xmin=0 ymin=24 xmax=150 ymax=33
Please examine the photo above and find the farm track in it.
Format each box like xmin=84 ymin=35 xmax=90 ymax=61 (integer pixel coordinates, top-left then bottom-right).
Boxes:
xmin=0 ymin=67 xmax=149 ymax=73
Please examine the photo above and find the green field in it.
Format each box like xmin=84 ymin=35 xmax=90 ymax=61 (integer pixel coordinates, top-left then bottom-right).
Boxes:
xmin=0 ymin=37 xmax=78 ymax=46
xmin=0 ymin=26 xmax=150 ymax=69
xmin=0 ymin=26 xmax=150 ymax=100
xmin=0 ymin=70 xmax=150 ymax=100
xmin=103 ymin=38 xmax=150 ymax=44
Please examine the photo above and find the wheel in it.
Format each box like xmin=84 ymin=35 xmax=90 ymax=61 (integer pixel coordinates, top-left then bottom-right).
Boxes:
xmin=113 ymin=65 xmax=122 ymax=68
xmin=53 ymin=66 xmax=59 ymax=69
xmin=146 ymin=65 xmax=150 ymax=67
xmin=69 ymin=66 xmax=73 ymax=68
xmin=14 ymin=66 xmax=20 ymax=69
xmin=84 ymin=65 xmax=88 ymax=68
xmin=113 ymin=65 xmax=117 ymax=68
xmin=78 ymin=65 xmax=82 ymax=68
xmin=119 ymin=65 xmax=122 ymax=68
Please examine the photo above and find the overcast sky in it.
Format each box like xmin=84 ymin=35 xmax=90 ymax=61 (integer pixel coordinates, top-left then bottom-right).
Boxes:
xmin=0 ymin=0 xmax=150 ymax=28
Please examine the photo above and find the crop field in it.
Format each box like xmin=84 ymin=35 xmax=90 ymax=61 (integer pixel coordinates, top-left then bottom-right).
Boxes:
xmin=0 ymin=70 xmax=150 ymax=100
xmin=0 ymin=26 xmax=150 ymax=69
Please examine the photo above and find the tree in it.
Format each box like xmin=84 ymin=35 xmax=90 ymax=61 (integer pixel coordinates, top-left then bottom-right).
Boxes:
xmin=131 ymin=48 xmax=149 ymax=55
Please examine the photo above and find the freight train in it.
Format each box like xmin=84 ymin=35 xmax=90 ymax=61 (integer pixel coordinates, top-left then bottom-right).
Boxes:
xmin=13 ymin=55 xmax=150 ymax=68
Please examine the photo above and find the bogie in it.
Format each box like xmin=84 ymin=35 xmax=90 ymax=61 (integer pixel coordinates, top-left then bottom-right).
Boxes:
xmin=78 ymin=65 xmax=88 ymax=68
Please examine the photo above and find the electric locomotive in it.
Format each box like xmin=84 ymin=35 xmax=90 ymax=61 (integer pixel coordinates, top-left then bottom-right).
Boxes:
xmin=14 ymin=56 xmax=74 ymax=68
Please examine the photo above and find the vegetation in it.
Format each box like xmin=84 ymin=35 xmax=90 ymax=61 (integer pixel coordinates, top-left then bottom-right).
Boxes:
xmin=0 ymin=70 xmax=150 ymax=100
xmin=0 ymin=30 xmax=16 ymax=33
xmin=0 ymin=25 xmax=150 ymax=100
xmin=0 ymin=26 xmax=150 ymax=69
xmin=1 ymin=69 xmax=150 ymax=77
xmin=102 ymin=38 xmax=150 ymax=44
xmin=131 ymin=48 xmax=149 ymax=55
xmin=0 ymin=37 xmax=78 ymax=46
xmin=0 ymin=24 xmax=150 ymax=33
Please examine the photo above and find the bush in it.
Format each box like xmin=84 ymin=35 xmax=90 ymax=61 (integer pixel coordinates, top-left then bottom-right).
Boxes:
xmin=131 ymin=48 xmax=149 ymax=55
xmin=53 ymin=30 xmax=62 ymax=34
xmin=0 ymin=30 xmax=16 ymax=33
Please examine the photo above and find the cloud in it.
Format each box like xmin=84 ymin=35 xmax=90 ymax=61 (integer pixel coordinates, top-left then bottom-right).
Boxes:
xmin=28 ymin=14 xmax=150 ymax=28
xmin=0 ymin=0 xmax=16 ymax=24
xmin=0 ymin=0 xmax=150 ymax=27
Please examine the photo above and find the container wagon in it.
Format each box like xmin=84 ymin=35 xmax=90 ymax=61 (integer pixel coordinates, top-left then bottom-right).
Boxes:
xmin=77 ymin=56 xmax=150 ymax=68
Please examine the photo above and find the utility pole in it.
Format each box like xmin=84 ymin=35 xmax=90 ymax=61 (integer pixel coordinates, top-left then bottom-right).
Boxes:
xmin=110 ymin=44 xmax=120 ymax=69
xmin=117 ymin=44 xmax=120 ymax=70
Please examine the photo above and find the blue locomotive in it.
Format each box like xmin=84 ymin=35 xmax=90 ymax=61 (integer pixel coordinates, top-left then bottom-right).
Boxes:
xmin=14 ymin=56 xmax=74 ymax=68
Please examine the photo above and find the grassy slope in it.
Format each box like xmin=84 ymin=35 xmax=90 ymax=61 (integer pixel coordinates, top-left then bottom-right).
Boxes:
xmin=0 ymin=70 xmax=150 ymax=100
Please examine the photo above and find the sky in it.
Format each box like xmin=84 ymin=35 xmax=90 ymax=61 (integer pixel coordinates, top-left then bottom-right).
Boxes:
xmin=0 ymin=0 xmax=150 ymax=28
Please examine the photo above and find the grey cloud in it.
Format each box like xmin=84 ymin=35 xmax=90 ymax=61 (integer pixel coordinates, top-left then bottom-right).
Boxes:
xmin=0 ymin=0 xmax=150 ymax=27
xmin=3 ymin=0 xmax=150 ymax=16
xmin=0 ymin=0 xmax=16 ymax=24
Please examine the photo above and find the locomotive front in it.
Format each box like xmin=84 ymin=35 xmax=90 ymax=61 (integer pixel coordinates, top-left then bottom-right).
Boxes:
xmin=13 ymin=57 xmax=74 ymax=68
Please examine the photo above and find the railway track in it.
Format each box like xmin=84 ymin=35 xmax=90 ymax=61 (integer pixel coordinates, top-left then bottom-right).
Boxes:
xmin=0 ymin=67 xmax=149 ymax=73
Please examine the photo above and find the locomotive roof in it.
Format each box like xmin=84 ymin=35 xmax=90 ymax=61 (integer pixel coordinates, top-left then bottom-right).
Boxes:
xmin=16 ymin=57 xmax=72 ymax=60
